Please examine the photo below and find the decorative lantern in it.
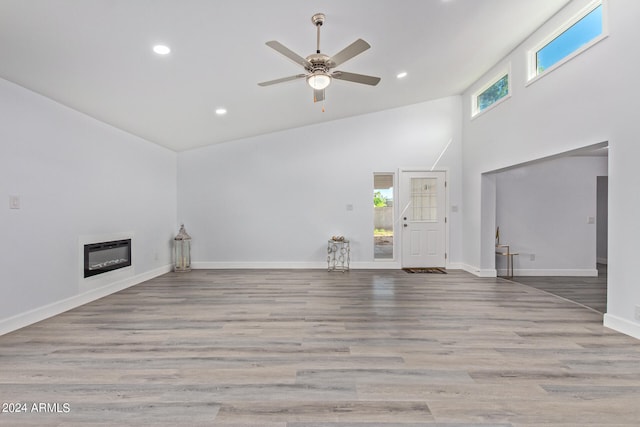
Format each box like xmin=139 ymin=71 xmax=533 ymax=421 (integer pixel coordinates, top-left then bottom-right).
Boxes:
xmin=173 ymin=224 xmax=192 ymax=272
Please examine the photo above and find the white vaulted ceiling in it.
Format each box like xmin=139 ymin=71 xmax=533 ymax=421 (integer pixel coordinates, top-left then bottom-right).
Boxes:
xmin=0 ymin=0 xmax=570 ymax=151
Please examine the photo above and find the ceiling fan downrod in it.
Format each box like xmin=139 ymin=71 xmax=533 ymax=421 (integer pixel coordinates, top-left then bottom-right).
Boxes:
xmin=311 ymin=13 xmax=325 ymax=54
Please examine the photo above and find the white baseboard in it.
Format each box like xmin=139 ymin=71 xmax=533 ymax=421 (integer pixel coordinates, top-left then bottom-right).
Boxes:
xmin=353 ymin=261 xmax=401 ymax=269
xmin=192 ymin=261 xmax=468 ymax=271
xmin=503 ymin=268 xmax=598 ymax=277
xmin=460 ymin=263 xmax=497 ymax=278
xmin=604 ymin=314 xmax=640 ymax=340
xmin=192 ymin=261 xmax=408 ymax=270
xmin=192 ymin=261 xmax=327 ymax=269
xmin=445 ymin=262 xmax=464 ymax=271
xmin=0 ymin=264 xmax=171 ymax=337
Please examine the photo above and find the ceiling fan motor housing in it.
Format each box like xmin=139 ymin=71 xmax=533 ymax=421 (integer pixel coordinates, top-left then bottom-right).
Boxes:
xmin=305 ymin=53 xmax=333 ymax=73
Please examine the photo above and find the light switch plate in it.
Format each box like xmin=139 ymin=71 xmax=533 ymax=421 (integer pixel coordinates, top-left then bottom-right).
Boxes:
xmin=9 ymin=195 xmax=20 ymax=209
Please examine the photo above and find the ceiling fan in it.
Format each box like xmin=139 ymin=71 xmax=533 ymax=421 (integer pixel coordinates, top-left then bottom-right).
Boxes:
xmin=258 ymin=13 xmax=381 ymax=103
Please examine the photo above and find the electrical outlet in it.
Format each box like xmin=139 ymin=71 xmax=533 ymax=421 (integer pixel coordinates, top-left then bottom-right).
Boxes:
xmin=530 ymin=254 xmax=536 ymax=261
xmin=635 ymin=305 xmax=640 ymax=321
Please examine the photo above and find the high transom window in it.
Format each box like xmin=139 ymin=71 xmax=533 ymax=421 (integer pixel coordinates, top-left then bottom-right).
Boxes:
xmin=529 ymin=1 xmax=606 ymax=81
xmin=471 ymin=67 xmax=511 ymax=117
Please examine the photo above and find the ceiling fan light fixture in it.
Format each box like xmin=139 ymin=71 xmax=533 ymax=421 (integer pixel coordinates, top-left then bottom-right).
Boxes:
xmin=307 ymin=72 xmax=331 ymax=90
xmin=152 ymin=44 xmax=171 ymax=55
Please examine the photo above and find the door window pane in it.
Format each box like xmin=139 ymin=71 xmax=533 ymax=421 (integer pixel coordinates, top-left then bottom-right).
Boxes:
xmin=411 ymin=177 xmax=437 ymax=221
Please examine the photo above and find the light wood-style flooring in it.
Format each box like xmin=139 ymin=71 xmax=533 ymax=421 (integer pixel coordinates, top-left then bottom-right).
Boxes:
xmin=1 ymin=269 xmax=639 ymax=426
xmin=511 ymin=264 xmax=607 ymax=313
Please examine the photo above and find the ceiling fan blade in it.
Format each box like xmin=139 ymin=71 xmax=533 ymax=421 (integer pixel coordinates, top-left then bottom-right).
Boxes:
xmin=330 ymin=39 xmax=371 ymax=67
xmin=313 ymin=89 xmax=325 ymax=103
xmin=265 ymin=41 xmax=312 ymax=69
xmin=332 ymin=71 xmax=381 ymax=86
xmin=258 ymin=74 xmax=306 ymax=86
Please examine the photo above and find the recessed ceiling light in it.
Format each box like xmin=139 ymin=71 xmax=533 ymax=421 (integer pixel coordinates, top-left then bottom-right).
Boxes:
xmin=153 ymin=45 xmax=171 ymax=55
xmin=396 ymin=72 xmax=408 ymax=79
xmin=215 ymin=108 xmax=227 ymax=115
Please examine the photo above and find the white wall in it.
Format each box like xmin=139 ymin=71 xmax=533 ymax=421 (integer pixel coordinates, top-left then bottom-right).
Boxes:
xmin=178 ymin=96 xmax=462 ymax=268
xmin=495 ymin=155 xmax=607 ymax=276
xmin=461 ymin=0 xmax=640 ymax=337
xmin=0 ymin=78 xmax=177 ymax=334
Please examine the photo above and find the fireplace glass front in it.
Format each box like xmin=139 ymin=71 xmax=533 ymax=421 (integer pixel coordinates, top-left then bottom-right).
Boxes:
xmin=84 ymin=239 xmax=131 ymax=278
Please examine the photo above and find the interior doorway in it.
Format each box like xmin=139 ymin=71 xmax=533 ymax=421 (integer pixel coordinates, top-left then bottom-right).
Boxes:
xmin=596 ymin=176 xmax=608 ymax=265
xmin=486 ymin=142 xmax=609 ymax=312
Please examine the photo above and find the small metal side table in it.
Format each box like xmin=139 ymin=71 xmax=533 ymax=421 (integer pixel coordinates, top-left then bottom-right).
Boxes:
xmin=327 ymin=239 xmax=350 ymax=272
xmin=496 ymin=244 xmax=518 ymax=278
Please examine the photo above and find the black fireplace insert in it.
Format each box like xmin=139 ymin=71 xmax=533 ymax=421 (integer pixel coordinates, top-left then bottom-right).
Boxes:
xmin=84 ymin=239 xmax=131 ymax=278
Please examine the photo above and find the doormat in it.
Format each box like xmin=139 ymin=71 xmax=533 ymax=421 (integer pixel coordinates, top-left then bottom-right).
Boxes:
xmin=403 ymin=267 xmax=447 ymax=274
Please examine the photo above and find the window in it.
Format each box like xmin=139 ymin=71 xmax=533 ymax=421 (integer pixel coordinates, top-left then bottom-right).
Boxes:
xmin=477 ymin=74 xmax=509 ymax=113
xmin=411 ymin=177 xmax=438 ymax=222
xmin=373 ymin=173 xmax=394 ymax=260
xmin=529 ymin=1 xmax=605 ymax=81
xmin=471 ymin=68 xmax=511 ymax=117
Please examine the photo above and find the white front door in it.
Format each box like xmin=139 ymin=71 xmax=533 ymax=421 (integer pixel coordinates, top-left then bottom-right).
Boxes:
xmin=400 ymin=170 xmax=446 ymax=268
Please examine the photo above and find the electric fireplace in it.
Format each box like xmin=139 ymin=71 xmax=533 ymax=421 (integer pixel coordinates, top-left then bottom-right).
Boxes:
xmin=84 ymin=239 xmax=131 ymax=278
